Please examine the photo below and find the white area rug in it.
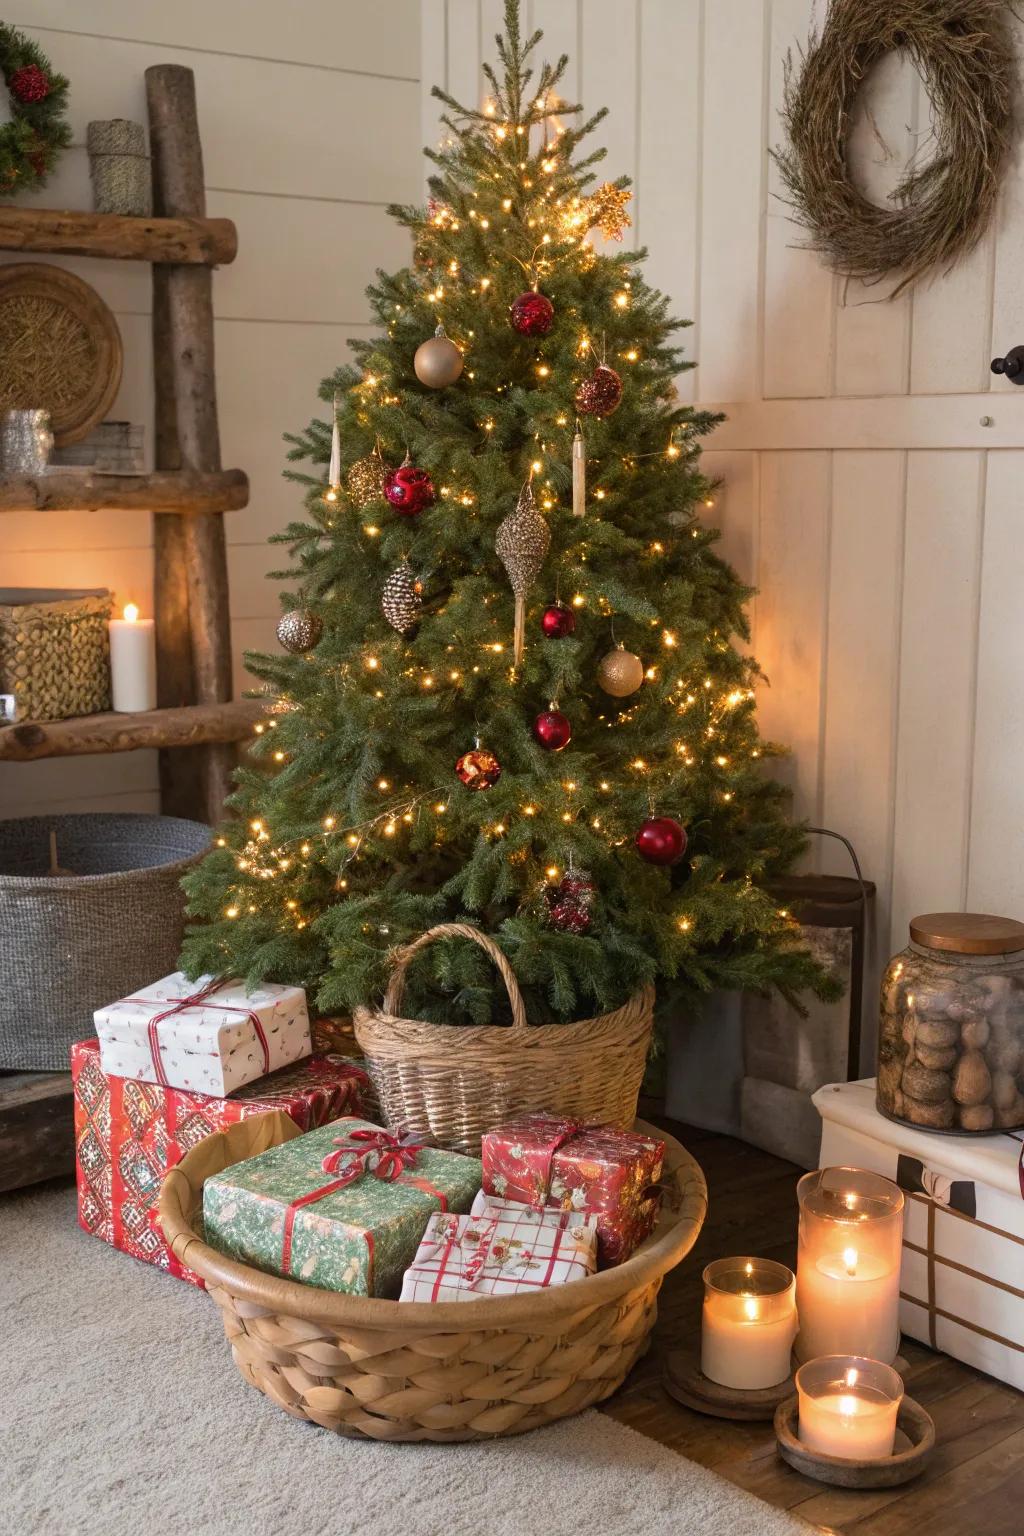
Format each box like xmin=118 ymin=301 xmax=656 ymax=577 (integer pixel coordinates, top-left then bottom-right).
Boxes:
xmin=1 ymin=1185 xmax=808 ymax=1536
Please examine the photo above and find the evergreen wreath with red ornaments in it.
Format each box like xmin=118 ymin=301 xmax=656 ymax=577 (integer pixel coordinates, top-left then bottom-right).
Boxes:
xmin=0 ymin=23 xmax=71 ymax=193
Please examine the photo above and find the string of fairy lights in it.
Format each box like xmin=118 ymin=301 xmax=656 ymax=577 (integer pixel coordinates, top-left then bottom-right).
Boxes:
xmin=220 ymin=88 xmax=791 ymax=942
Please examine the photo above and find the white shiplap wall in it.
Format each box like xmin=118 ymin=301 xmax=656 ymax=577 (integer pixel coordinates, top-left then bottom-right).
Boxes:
xmin=0 ymin=1 xmax=420 ymax=818
xmin=425 ymin=0 xmax=1024 ymax=1063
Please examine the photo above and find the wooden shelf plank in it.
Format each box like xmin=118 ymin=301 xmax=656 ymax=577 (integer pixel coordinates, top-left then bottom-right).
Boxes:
xmin=0 ymin=1071 xmax=75 ymax=1194
xmin=0 ymin=468 xmax=248 ymax=514
xmin=0 ymin=699 xmax=266 ymax=762
xmin=0 ymin=205 xmax=237 ymax=265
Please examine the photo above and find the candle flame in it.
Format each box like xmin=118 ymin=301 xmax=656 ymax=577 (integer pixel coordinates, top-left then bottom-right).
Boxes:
xmin=742 ymin=1297 xmax=759 ymax=1322
xmin=123 ymin=603 xmax=139 ymax=623
xmin=838 ymin=1393 xmax=858 ymax=1417
xmin=745 ymin=1261 xmax=754 ymax=1275
xmin=843 ymin=1246 xmax=858 ymax=1276
xmin=844 ymin=1367 xmax=859 ymax=1388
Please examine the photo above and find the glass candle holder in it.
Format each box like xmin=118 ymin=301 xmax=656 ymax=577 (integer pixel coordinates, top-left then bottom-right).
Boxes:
xmin=700 ymin=1256 xmax=797 ymax=1390
xmin=796 ymin=1355 xmax=903 ymax=1460
xmin=796 ymin=1167 xmax=904 ymax=1364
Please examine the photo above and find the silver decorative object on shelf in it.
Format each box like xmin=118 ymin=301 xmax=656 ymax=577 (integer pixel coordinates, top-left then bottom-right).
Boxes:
xmin=1 ymin=409 xmax=53 ymax=476
xmin=87 ymin=119 xmax=152 ymax=217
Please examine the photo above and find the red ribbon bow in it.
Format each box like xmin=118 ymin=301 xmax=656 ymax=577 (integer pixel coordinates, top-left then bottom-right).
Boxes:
xmin=320 ymin=1128 xmax=426 ymax=1188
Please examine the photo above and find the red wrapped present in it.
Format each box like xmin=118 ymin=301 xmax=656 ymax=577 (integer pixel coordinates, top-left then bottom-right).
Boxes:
xmin=72 ymin=1038 xmax=371 ymax=1287
xmin=481 ymin=1113 xmax=665 ymax=1266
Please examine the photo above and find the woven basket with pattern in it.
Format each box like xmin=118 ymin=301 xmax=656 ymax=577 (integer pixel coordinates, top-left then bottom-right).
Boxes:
xmin=353 ymin=924 xmax=655 ymax=1155
xmin=159 ymin=1109 xmax=707 ymax=1441
xmin=0 ymin=587 xmax=112 ymax=721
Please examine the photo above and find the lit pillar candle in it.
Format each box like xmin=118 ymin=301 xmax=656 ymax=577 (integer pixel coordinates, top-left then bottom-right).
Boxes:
xmin=796 ymin=1356 xmax=903 ymax=1460
xmin=108 ymin=602 xmax=157 ymax=712
xmin=795 ymin=1167 xmax=904 ymax=1364
xmin=700 ymin=1257 xmax=797 ymax=1390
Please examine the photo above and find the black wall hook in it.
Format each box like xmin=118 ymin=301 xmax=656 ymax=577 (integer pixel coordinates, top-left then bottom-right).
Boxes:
xmin=991 ymin=345 xmax=1024 ymax=383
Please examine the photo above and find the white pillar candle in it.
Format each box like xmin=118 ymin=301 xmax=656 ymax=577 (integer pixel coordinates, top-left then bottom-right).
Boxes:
xmin=796 ymin=1356 xmax=902 ymax=1461
xmin=700 ymin=1257 xmax=797 ymax=1390
xmin=108 ymin=602 xmax=157 ymax=713
xmin=796 ymin=1167 xmax=904 ymax=1364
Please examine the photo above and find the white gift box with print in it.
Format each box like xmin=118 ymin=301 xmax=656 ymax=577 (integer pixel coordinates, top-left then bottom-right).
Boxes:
xmin=399 ymin=1193 xmax=598 ymax=1302
xmin=94 ymin=972 xmax=311 ymax=1096
xmin=814 ymin=1079 xmax=1024 ymax=1391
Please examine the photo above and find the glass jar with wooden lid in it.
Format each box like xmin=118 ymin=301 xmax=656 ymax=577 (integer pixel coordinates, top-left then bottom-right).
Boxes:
xmin=877 ymin=913 xmax=1024 ymax=1134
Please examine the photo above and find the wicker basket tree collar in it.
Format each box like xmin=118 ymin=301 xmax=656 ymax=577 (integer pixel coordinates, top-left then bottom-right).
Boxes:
xmin=774 ymin=0 xmax=1015 ymax=293
xmin=158 ymin=1109 xmax=707 ymax=1442
xmin=353 ymin=924 xmax=655 ymax=1155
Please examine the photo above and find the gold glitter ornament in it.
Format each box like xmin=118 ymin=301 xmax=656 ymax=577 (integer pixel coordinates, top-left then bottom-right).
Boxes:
xmin=276 ymin=609 xmax=323 ymax=654
xmin=495 ymin=477 xmax=550 ymax=664
xmin=597 ymin=643 xmax=644 ymax=697
xmin=346 ymin=442 xmax=388 ymax=506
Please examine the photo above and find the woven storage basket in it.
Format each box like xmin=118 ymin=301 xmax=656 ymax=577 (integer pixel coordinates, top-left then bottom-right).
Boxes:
xmin=0 ymin=587 xmax=112 ymax=721
xmin=0 ymin=812 xmax=210 ymax=1069
xmin=353 ymin=924 xmax=655 ymax=1155
xmin=159 ymin=1109 xmax=707 ymax=1441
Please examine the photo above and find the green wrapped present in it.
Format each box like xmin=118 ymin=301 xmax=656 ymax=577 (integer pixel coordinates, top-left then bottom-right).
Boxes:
xmin=202 ymin=1116 xmax=482 ymax=1296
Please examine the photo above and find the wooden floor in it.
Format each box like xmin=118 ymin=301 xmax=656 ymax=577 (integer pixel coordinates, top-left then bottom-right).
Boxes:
xmin=601 ymin=1115 xmax=1024 ymax=1536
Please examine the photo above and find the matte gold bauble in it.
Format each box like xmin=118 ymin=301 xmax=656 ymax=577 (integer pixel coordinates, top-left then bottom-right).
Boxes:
xmin=414 ymin=324 xmax=464 ymax=389
xmin=597 ymin=644 xmax=644 ymax=697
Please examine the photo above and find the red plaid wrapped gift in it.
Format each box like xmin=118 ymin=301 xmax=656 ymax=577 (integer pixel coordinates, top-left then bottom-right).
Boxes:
xmin=72 ymin=1038 xmax=371 ymax=1287
xmin=399 ymin=1194 xmax=598 ymax=1301
xmin=481 ymin=1113 xmax=665 ymax=1266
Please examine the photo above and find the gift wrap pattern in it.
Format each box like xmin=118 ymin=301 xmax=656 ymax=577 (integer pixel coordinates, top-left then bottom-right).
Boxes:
xmin=481 ymin=1113 xmax=664 ymax=1266
xmin=72 ymin=1040 xmax=371 ymax=1286
xmin=815 ymin=1079 xmax=1024 ymax=1392
xmin=94 ymin=971 xmax=312 ymax=1096
xmin=203 ymin=1117 xmax=482 ymax=1297
xmin=400 ymin=1194 xmax=598 ymax=1302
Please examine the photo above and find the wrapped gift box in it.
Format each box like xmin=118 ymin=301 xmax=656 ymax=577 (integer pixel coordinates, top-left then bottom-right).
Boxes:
xmin=94 ymin=971 xmax=312 ymax=1096
xmin=481 ymin=1113 xmax=664 ymax=1265
xmin=400 ymin=1195 xmax=598 ymax=1302
xmin=202 ymin=1116 xmax=482 ymax=1296
xmin=72 ymin=1039 xmax=370 ymax=1286
xmin=814 ymin=1078 xmax=1024 ymax=1391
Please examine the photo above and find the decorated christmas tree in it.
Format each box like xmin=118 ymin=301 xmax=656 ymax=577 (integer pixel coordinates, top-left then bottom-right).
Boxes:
xmin=182 ymin=3 xmax=829 ymax=1027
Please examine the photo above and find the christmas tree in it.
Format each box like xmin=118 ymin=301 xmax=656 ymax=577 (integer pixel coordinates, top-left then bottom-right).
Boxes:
xmin=182 ymin=2 xmax=830 ymax=1027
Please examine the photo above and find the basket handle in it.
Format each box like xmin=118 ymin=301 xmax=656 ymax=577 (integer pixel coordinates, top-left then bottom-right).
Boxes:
xmin=382 ymin=922 xmax=529 ymax=1033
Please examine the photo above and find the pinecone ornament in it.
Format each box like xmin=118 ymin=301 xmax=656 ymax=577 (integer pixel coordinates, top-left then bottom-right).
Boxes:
xmin=495 ymin=479 xmax=550 ymax=664
xmin=381 ymin=560 xmax=422 ymax=636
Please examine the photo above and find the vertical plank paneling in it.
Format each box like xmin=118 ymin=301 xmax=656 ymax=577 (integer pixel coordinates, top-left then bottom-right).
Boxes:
xmin=911 ymin=236 xmax=994 ymax=396
xmin=820 ymin=450 xmax=904 ymax=1063
xmin=529 ymin=0 xmax=580 ymax=103
xmin=967 ymin=450 xmax=1024 ymax=919
xmin=421 ymin=0 xmax=448 ymax=178
xmin=763 ymin=0 xmax=833 ymax=399
xmin=446 ymin=0 xmax=481 ymax=112
xmin=833 ymin=52 xmax=916 ymax=396
xmin=989 ymin=12 xmax=1024 ymax=379
xmin=755 ymin=451 xmax=830 ymax=823
xmin=892 ymin=452 xmax=984 ymax=947
xmin=579 ymin=0 xmax=638 ymax=249
xmin=698 ymin=0 xmax=767 ymax=402
xmin=636 ymin=0 xmax=701 ymax=399
xmin=700 ymin=450 xmax=760 ymax=649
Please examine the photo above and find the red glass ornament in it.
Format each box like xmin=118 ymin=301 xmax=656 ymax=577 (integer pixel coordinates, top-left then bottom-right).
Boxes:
xmin=575 ymin=363 xmax=623 ymax=418
xmin=533 ymin=707 xmax=572 ymax=752
xmin=455 ymin=747 xmax=502 ymax=790
xmin=635 ymin=816 xmax=688 ymax=866
xmin=510 ymin=290 xmax=555 ymax=337
xmin=384 ymin=463 xmax=435 ymax=516
xmin=541 ymin=603 xmax=576 ymax=639
xmin=10 ymin=65 xmax=50 ymax=103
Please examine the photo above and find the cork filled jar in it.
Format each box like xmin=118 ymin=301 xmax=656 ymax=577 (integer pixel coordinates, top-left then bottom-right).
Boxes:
xmin=878 ymin=913 xmax=1024 ymax=1134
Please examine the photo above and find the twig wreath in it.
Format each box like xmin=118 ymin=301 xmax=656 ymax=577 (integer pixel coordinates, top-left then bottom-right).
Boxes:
xmin=773 ymin=0 xmax=1015 ymax=295
xmin=0 ymin=23 xmax=71 ymax=194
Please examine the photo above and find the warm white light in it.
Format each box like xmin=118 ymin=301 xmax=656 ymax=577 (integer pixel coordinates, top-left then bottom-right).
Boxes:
xmin=843 ymin=1247 xmax=858 ymax=1277
xmin=123 ymin=603 xmax=139 ymax=623
xmin=742 ymin=1297 xmax=760 ymax=1322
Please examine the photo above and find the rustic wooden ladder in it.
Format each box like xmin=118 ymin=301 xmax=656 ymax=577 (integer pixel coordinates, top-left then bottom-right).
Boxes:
xmin=0 ymin=64 xmax=263 ymax=828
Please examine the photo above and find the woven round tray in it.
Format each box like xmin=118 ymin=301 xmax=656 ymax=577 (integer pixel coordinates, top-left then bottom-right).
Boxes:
xmin=354 ymin=923 xmax=655 ymax=1154
xmin=159 ymin=1111 xmax=707 ymax=1442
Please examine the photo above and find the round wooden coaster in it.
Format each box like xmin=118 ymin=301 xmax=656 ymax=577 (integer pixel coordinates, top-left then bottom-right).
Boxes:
xmin=663 ymin=1346 xmax=793 ymax=1421
xmin=774 ymin=1394 xmax=935 ymax=1488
